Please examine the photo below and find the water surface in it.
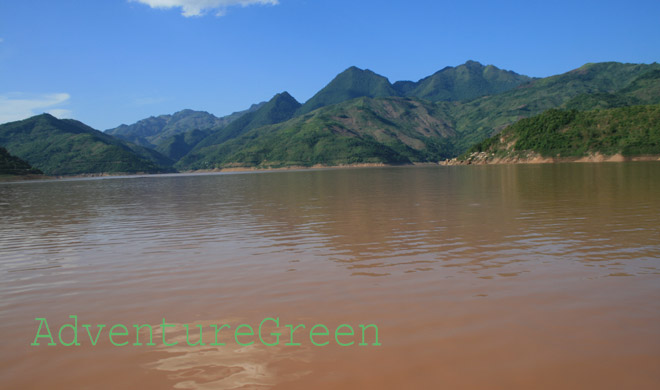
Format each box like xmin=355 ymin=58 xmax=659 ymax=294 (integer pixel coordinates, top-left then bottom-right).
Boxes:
xmin=1 ymin=163 xmax=659 ymax=389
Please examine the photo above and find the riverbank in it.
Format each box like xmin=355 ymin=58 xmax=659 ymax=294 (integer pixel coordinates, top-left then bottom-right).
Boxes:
xmin=441 ymin=152 xmax=660 ymax=166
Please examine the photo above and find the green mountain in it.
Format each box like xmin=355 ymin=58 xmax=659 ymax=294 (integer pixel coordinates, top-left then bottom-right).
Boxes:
xmin=106 ymin=103 xmax=265 ymax=149
xmin=3 ymin=61 xmax=657 ymax=175
xmin=296 ymin=67 xmax=399 ymax=116
xmin=178 ymin=92 xmax=301 ymax=167
xmin=175 ymin=61 xmax=660 ymax=169
xmin=462 ymin=104 xmax=660 ymax=161
xmin=0 ymin=146 xmax=42 ymax=175
xmin=394 ymin=60 xmax=534 ymax=102
xmin=564 ymin=69 xmax=660 ymax=111
xmin=154 ymin=128 xmax=211 ymax=162
xmin=0 ymin=114 xmax=170 ymax=175
xmin=177 ymin=96 xmax=456 ymax=170
xmin=296 ymin=61 xmax=532 ymax=117
xmin=447 ymin=61 xmax=660 ymax=151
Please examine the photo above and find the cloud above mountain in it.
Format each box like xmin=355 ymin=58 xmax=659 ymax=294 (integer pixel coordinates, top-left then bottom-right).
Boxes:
xmin=0 ymin=93 xmax=71 ymax=124
xmin=131 ymin=0 xmax=279 ymax=17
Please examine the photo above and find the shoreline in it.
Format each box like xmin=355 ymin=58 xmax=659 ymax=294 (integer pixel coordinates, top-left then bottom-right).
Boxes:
xmin=3 ymin=157 xmax=660 ymax=182
xmin=441 ymin=152 xmax=660 ymax=166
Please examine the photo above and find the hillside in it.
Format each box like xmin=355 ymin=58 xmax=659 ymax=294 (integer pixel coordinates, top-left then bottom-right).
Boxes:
xmin=447 ymin=61 xmax=660 ymax=151
xmin=106 ymin=103 xmax=265 ymax=149
xmin=394 ymin=60 xmax=533 ymax=102
xmin=175 ymin=61 xmax=660 ymax=169
xmin=458 ymin=104 xmax=660 ymax=163
xmin=3 ymin=61 xmax=658 ymax=175
xmin=0 ymin=114 xmax=170 ymax=175
xmin=177 ymin=96 xmax=456 ymax=170
xmin=296 ymin=67 xmax=399 ymax=116
xmin=193 ymin=92 xmax=301 ymax=149
xmin=0 ymin=147 xmax=43 ymax=175
xmin=296 ymin=61 xmax=532 ymax=116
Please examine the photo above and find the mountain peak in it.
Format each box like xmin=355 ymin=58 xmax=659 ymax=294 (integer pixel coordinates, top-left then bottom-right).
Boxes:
xmin=395 ymin=61 xmax=533 ymax=102
xmin=463 ymin=60 xmax=484 ymax=68
xmin=272 ymin=91 xmax=298 ymax=104
xmin=297 ymin=66 xmax=396 ymax=115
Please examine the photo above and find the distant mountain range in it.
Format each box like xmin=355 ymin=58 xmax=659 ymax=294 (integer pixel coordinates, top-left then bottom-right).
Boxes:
xmin=1 ymin=60 xmax=659 ymax=175
xmin=106 ymin=102 xmax=266 ymax=149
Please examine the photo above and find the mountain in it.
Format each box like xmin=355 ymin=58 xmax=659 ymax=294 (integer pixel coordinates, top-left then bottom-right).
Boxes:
xmin=295 ymin=61 xmax=532 ymax=117
xmin=176 ymin=61 xmax=660 ymax=169
xmin=3 ymin=61 xmax=658 ymax=175
xmin=0 ymin=114 xmax=170 ymax=175
xmin=296 ymin=67 xmax=399 ymax=116
xmin=0 ymin=146 xmax=42 ymax=175
xmin=460 ymin=104 xmax=660 ymax=163
xmin=564 ymin=69 xmax=660 ymax=110
xmin=106 ymin=103 xmax=265 ymax=149
xmin=393 ymin=60 xmax=534 ymax=102
xmin=447 ymin=61 xmax=660 ymax=151
xmin=178 ymin=92 xmax=302 ymax=167
xmin=177 ymin=96 xmax=456 ymax=170
xmin=154 ymin=128 xmax=211 ymax=162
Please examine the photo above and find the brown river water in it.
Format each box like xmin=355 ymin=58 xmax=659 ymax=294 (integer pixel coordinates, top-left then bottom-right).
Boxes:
xmin=1 ymin=163 xmax=659 ymax=389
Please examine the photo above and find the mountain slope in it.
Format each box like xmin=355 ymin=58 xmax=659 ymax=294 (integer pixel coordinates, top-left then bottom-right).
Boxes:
xmin=448 ymin=61 xmax=660 ymax=151
xmin=0 ymin=147 xmax=42 ymax=175
xmin=564 ymin=69 xmax=660 ymax=110
xmin=178 ymin=96 xmax=457 ymax=170
xmin=179 ymin=92 xmax=302 ymax=166
xmin=394 ymin=60 xmax=534 ymax=102
xmin=176 ymin=61 xmax=660 ymax=169
xmin=106 ymin=103 xmax=265 ymax=148
xmin=296 ymin=67 xmax=399 ymax=116
xmin=461 ymin=104 xmax=660 ymax=162
xmin=0 ymin=114 xmax=169 ymax=175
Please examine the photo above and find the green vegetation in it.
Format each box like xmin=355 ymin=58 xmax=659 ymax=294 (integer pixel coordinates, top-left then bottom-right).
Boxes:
xmin=179 ymin=62 xmax=660 ymax=169
xmin=155 ymin=129 xmax=211 ymax=161
xmin=106 ymin=104 xmax=265 ymax=148
xmin=465 ymin=104 xmax=660 ymax=158
xmin=3 ymin=61 xmax=659 ymax=175
xmin=448 ymin=62 xmax=660 ymax=151
xmin=393 ymin=60 xmax=534 ymax=102
xmin=192 ymin=92 xmax=301 ymax=150
xmin=296 ymin=67 xmax=400 ymax=116
xmin=0 ymin=147 xmax=42 ymax=175
xmin=0 ymin=114 xmax=171 ymax=175
xmin=297 ymin=61 xmax=532 ymax=116
xmin=177 ymin=97 xmax=457 ymax=169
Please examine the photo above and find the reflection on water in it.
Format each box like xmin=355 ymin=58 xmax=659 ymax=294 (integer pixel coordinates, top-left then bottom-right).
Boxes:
xmin=1 ymin=163 xmax=659 ymax=389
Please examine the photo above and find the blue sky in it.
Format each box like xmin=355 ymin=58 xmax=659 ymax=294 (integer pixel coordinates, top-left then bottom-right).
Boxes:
xmin=0 ymin=0 xmax=658 ymax=129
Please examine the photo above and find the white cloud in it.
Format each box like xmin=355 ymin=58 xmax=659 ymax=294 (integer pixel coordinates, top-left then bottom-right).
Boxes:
xmin=0 ymin=93 xmax=72 ymax=124
xmin=131 ymin=0 xmax=279 ymax=17
xmin=0 ymin=38 xmax=4 ymax=43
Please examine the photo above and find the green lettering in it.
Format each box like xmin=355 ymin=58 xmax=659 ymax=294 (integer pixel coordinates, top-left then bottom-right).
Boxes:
xmin=258 ymin=317 xmax=280 ymax=347
xmin=133 ymin=324 xmax=155 ymax=346
xmin=359 ymin=324 xmax=381 ymax=346
xmin=161 ymin=318 xmax=177 ymax=347
xmin=334 ymin=324 xmax=354 ymax=346
xmin=58 ymin=315 xmax=80 ymax=346
xmin=234 ymin=324 xmax=254 ymax=346
xmin=310 ymin=324 xmax=329 ymax=347
xmin=209 ymin=324 xmax=231 ymax=346
xmin=82 ymin=324 xmax=106 ymax=346
xmin=31 ymin=318 xmax=56 ymax=346
xmin=109 ymin=324 xmax=128 ymax=346
xmin=285 ymin=324 xmax=305 ymax=346
xmin=183 ymin=324 xmax=205 ymax=346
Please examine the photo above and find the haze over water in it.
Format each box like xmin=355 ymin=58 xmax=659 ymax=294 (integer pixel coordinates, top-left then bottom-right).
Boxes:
xmin=1 ymin=163 xmax=659 ymax=389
